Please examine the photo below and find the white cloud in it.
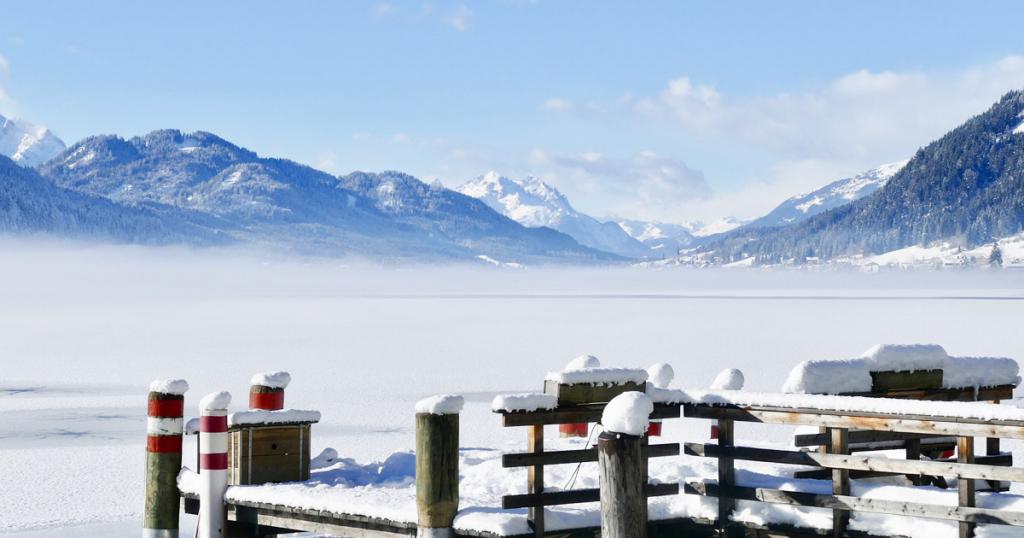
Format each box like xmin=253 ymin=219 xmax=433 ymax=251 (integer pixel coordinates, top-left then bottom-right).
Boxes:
xmin=444 ymin=4 xmax=472 ymax=31
xmin=392 ymin=132 xmax=411 ymax=143
xmin=527 ymin=148 xmax=711 ymax=221
xmin=635 ymin=56 xmax=1024 ymax=165
xmin=0 ymin=53 xmax=15 ymax=115
xmin=351 ymin=132 xmax=370 ymax=141
xmin=542 ymin=97 xmax=574 ymax=112
xmin=372 ymin=2 xmax=396 ymax=17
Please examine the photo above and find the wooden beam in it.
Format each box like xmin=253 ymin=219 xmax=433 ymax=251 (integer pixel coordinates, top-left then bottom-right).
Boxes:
xmin=794 ymin=430 xmax=956 ymax=447
xmin=790 ymin=454 xmax=1012 ymax=482
xmin=502 ymin=443 xmax=679 ymax=468
xmin=502 ymin=483 xmax=679 ymax=509
xmin=830 ymin=428 xmax=850 ymax=537
xmin=684 ymin=481 xmax=1024 ymax=526
xmin=683 ymin=404 xmax=1024 ymax=440
xmin=717 ymin=418 xmax=736 ymax=534
xmin=959 ymin=436 xmax=976 ymax=538
xmin=684 ymin=444 xmax=1024 ymax=483
xmin=502 ymin=403 xmax=680 ymax=427
xmin=838 ymin=385 xmax=1014 ymax=402
xmin=527 ymin=424 xmax=543 ymax=538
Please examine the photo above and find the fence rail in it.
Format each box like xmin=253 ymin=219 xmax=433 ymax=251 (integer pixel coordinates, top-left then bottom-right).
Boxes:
xmin=682 ymin=401 xmax=1024 ymax=538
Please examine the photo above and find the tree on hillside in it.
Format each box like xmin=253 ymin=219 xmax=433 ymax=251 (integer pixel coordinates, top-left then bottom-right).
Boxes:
xmin=989 ymin=242 xmax=1004 ymax=267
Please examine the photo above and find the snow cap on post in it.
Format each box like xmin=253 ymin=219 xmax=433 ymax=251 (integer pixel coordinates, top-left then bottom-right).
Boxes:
xmin=565 ymin=354 xmax=601 ymax=370
xmin=250 ymin=371 xmax=291 ymax=389
xmin=601 ymin=391 xmax=654 ymax=436
xmin=149 ymin=378 xmax=190 ymax=396
xmin=710 ymin=368 xmax=745 ymax=391
xmin=415 ymin=394 xmax=465 ymax=415
xmin=647 ymin=363 xmax=674 ymax=388
xmin=200 ymin=391 xmax=232 ymax=413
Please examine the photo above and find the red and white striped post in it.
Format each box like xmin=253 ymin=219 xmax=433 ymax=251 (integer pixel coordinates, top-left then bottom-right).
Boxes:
xmin=144 ymin=379 xmax=189 ymax=538
xmin=199 ymin=391 xmax=231 ymax=538
xmin=249 ymin=371 xmax=290 ymax=410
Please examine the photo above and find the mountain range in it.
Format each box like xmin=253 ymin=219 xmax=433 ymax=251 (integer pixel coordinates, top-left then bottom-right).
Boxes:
xmin=696 ymin=90 xmax=1024 ymax=265
xmin=21 ymin=129 xmax=611 ymax=262
xmin=2 ymin=90 xmax=1024 ymax=265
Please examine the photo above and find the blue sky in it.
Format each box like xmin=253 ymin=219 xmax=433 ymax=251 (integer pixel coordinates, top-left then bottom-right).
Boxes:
xmin=3 ymin=1 xmax=1024 ymax=222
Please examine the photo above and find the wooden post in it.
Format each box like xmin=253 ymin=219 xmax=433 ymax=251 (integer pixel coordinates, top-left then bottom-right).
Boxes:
xmin=986 ymin=400 xmax=1002 ymax=491
xmin=415 ymin=396 xmax=461 ymax=538
xmin=199 ymin=392 xmax=231 ymax=538
xmin=829 ymin=428 xmax=850 ymax=537
xmin=144 ymin=379 xmax=188 ymax=538
xmin=717 ymin=418 xmax=737 ymax=536
xmin=527 ymin=424 xmax=544 ymax=537
xmin=958 ymin=436 xmax=976 ymax=538
xmin=906 ymin=438 xmax=923 ymax=486
xmin=249 ymin=371 xmax=289 ymax=411
xmin=598 ymin=430 xmax=647 ymax=538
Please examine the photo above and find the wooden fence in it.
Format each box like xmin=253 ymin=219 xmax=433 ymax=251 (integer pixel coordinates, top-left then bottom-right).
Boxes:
xmin=496 ymin=402 xmax=682 ymax=537
xmin=683 ymin=401 xmax=1024 ymax=538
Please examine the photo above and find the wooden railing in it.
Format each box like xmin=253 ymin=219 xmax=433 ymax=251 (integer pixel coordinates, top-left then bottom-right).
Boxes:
xmin=496 ymin=402 xmax=682 ymax=537
xmin=683 ymin=401 xmax=1024 ymax=538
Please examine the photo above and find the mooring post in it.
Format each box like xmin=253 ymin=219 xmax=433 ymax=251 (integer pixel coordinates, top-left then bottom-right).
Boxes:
xmin=143 ymin=379 xmax=189 ymax=538
xmin=598 ymin=392 xmax=653 ymax=538
xmin=249 ymin=371 xmax=290 ymax=410
xmin=199 ymin=391 xmax=231 ymax=538
xmin=415 ymin=394 xmax=463 ymax=538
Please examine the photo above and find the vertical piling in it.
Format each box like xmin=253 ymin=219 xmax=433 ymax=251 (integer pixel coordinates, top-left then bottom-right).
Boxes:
xmin=598 ymin=392 xmax=652 ymax=538
xmin=199 ymin=391 xmax=231 ymax=538
xmin=249 ymin=371 xmax=290 ymax=410
xmin=144 ymin=379 xmax=189 ymax=538
xmin=415 ymin=395 xmax=463 ymax=538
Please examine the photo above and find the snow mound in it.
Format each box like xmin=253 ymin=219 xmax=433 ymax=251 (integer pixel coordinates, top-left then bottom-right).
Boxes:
xmin=251 ymin=371 xmax=291 ymax=389
xmin=545 ymin=367 xmax=648 ymax=385
xmin=564 ymin=354 xmax=600 ymax=371
xmin=199 ymin=391 xmax=231 ymax=412
xmin=491 ymin=393 xmax=558 ymax=412
xmin=415 ymin=394 xmax=464 ymax=415
xmin=149 ymin=378 xmax=189 ymax=395
xmin=229 ymin=409 xmax=321 ymax=427
xmin=311 ymin=448 xmax=339 ymax=469
xmin=782 ymin=344 xmax=1020 ymax=394
xmin=647 ymin=363 xmax=674 ymax=388
xmin=710 ymin=368 xmax=745 ymax=390
xmin=600 ymin=392 xmax=653 ymax=436
xmin=676 ymin=389 xmax=1024 ymax=422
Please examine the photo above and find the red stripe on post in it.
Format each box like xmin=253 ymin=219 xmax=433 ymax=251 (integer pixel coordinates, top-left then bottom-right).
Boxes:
xmin=199 ymin=415 xmax=228 ymax=432
xmin=147 ymin=435 xmax=183 ymax=453
xmin=147 ymin=398 xmax=184 ymax=418
xmin=249 ymin=391 xmax=284 ymax=410
xmin=200 ymin=452 xmax=228 ymax=470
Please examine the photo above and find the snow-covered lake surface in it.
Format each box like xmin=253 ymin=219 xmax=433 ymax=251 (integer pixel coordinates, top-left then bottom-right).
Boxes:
xmin=2 ymin=242 xmax=1024 ymax=535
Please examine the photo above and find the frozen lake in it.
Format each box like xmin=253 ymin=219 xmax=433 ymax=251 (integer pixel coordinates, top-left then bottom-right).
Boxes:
xmin=1 ymin=243 xmax=1023 ymax=534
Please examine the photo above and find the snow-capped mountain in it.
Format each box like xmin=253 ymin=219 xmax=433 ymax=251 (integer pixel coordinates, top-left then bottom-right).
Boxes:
xmin=36 ymin=130 xmax=610 ymax=262
xmin=746 ymin=160 xmax=908 ymax=229
xmin=457 ymin=172 xmax=650 ymax=258
xmin=616 ymin=220 xmax=695 ymax=254
xmin=0 ymin=113 xmax=66 ymax=167
xmin=687 ymin=216 xmax=746 ymax=236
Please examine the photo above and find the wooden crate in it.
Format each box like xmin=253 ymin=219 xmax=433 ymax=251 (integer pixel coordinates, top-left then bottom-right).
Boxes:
xmin=869 ymin=369 xmax=943 ymax=392
xmin=543 ymin=379 xmax=647 ymax=405
xmin=229 ymin=424 xmax=311 ymax=485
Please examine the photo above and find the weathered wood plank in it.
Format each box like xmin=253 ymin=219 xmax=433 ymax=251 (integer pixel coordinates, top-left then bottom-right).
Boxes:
xmin=502 ymin=443 xmax=679 ymax=467
xmin=838 ymin=385 xmax=1014 ymax=402
xmin=544 ymin=379 xmax=647 ymax=405
xmin=959 ymin=436 xmax=976 ymax=538
xmin=870 ymin=370 xmax=943 ymax=392
xmin=527 ymin=424 xmax=544 ymax=537
xmin=684 ymin=481 xmax=1024 ymax=526
xmin=502 ymin=482 xmax=679 ymax=509
xmin=794 ymin=430 xmax=956 ymax=448
xmin=502 ymin=403 xmax=680 ymax=427
xmin=683 ymin=404 xmax=1024 ymax=440
xmin=717 ymin=418 xmax=736 ymax=533
xmin=685 ymin=445 xmax=1024 ymax=483
xmin=830 ymin=428 xmax=849 ymax=537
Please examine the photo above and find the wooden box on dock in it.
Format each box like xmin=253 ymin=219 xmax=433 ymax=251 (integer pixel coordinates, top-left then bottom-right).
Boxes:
xmin=543 ymin=379 xmax=647 ymax=405
xmin=228 ymin=423 xmax=313 ymax=485
xmin=869 ymin=369 xmax=943 ymax=393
